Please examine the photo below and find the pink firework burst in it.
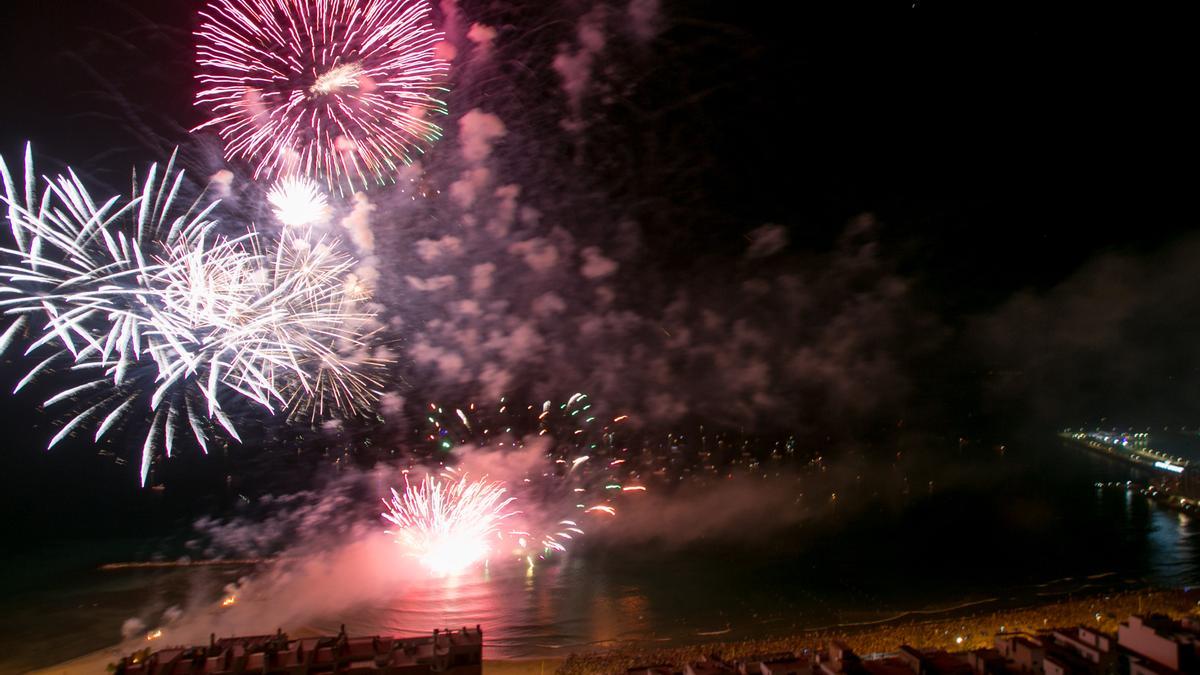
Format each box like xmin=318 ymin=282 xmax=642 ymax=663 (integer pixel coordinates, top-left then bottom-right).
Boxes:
xmin=195 ymin=0 xmax=449 ymax=192
xmin=382 ymin=471 xmax=518 ymax=574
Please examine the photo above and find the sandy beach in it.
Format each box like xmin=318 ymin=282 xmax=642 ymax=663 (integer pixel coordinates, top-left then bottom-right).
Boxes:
xmin=556 ymin=588 xmax=1200 ymax=675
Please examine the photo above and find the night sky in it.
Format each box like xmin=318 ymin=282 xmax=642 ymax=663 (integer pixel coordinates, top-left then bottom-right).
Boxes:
xmin=0 ymin=0 xmax=1195 ymax=540
xmin=2 ymin=2 xmax=1191 ymax=291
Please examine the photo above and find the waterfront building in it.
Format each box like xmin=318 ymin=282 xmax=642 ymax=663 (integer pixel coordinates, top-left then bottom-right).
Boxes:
xmin=1117 ymin=614 xmax=1199 ymax=674
xmin=1047 ymin=626 xmax=1112 ymax=666
xmin=754 ymin=654 xmax=813 ymax=675
xmin=861 ymin=656 xmax=920 ymax=675
xmin=816 ymin=641 xmax=867 ymax=675
xmin=686 ymin=656 xmax=740 ymax=675
xmin=963 ymin=648 xmax=1005 ymax=675
xmin=629 ymin=613 xmax=1200 ymax=675
xmin=113 ymin=626 xmax=483 ymax=675
xmin=994 ymin=634 xmax=1045 ymax=672
xmin=895 ymin=646 xmax=973 ymax=675
xmin=1040 ymin=645 xmax=1095 ymax=675
xmin=628 ymin=665 xmax=678 ymax=675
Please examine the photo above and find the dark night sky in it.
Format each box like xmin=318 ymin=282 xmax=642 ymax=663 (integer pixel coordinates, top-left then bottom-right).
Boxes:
xmin=1 ymin=0 xmax=1191 ymax=293
xmin=0 ymin=0 xmax=1195 ymax=539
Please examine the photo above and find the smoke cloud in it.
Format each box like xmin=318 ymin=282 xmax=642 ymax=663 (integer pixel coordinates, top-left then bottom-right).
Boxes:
xmin=382 ymin=156 xmax=931 ymax=433
xmin=972 ymin=233 xmax=1200 ymax=426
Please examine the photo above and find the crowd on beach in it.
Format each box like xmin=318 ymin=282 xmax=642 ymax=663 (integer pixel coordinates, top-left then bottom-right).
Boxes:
xmin=555 ymin=589 xmax=1200 ymax=675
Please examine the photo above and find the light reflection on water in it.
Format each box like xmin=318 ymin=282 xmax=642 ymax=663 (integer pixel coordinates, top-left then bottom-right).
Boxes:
xmin=302 ymin=504 xmax=1200 ymax=661
xmin=296 ymin=460 xmax=1200 ymax=659
xmin=1143 ymin=503 xmax=1200 ymax=586
xmin=304 ymin=555 xmax=659 ymax=657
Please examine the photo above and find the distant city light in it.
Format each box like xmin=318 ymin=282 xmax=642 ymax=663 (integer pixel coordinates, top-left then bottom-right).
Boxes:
xmin=1155 ymin=460 xmax=1185 ymax=474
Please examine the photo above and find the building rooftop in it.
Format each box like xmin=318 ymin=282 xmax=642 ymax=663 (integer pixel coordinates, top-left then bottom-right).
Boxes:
xmin=686 ymin=658 xmax=739 ymax=675
xmin=627 ymin=666 xmax=676 ymax=675
xmin=1125 ymin=614 xmax=1200 ymax=643
xmin=1008 ymin=635 xmax=1044 ymax=650
xmin=757 ymin=655 xmax=811 ymax=675
xmin=860 ymin=657 xmax=913 ymax=675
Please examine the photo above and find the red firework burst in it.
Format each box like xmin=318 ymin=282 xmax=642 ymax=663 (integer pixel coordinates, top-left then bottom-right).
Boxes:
xmin=195 ymin=0 xmax=449 ymax=192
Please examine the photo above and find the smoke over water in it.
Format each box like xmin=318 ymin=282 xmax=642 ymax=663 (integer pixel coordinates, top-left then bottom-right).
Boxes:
xmin=124 ymin=435 xmax=902 ymax=649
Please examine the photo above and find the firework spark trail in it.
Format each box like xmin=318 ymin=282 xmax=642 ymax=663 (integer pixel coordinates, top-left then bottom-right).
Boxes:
xmin=412 ymin=395 xmax=644 ymax=562
xmin=382 ymin=471 xmax=518 ymax=573
xmin=0 ymin=146 xmax=383 ymax=484
xmin=195 ymin=0 xmax=450 ymax=193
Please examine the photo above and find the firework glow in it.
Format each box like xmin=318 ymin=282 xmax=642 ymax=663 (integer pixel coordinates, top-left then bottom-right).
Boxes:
xmin=409 ymin=394 xmax=646 ymax=563
xmin=0 ymin=146 xmax=382 ymax=484
xmin=195 ymin=0 xmax=450 ymax=192
xmin=382 ymin=471 xmax=518 ymax=574
xmin=268 ymin=176 xmax=330 ymax=228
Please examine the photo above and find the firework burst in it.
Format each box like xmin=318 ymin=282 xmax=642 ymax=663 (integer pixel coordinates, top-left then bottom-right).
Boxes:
xmin=195 ymin=0 xmax=450 ymax=192
xmin=382 ymin=471 xmax=517 ymax=574
xmin=0 ymin=146 xmax=383 ymax=484
xmin=268 ymin=176 xmax=330 ymax=228
xmin=411 ymin=394 xmax=647 ymax=562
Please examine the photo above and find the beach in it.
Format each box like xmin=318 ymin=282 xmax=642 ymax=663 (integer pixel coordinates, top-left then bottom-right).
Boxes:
xmin=32 ymin=588 xmax=1200 ymax=674
xmin=556 ymin=588 xmax=1200 ymax=674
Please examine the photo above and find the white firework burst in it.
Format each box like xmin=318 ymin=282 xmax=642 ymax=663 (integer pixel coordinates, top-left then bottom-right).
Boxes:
xmin=0 ymin=145 xmax=384 ymax=484
xmin=268 ymin=176 xmax=330 ymax=228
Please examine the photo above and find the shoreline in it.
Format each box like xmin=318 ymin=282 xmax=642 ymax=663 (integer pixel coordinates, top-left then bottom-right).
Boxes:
xmin=557 ymin=587 xmax=1200 ymax=674
xmin=31 ymin=588 xmax=1200 ymax=674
